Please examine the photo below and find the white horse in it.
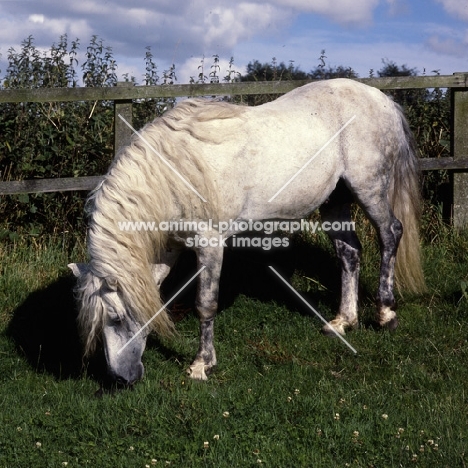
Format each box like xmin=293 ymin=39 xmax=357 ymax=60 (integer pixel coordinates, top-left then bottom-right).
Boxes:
xmin=69 ymin=78 xmax=425 ymax=385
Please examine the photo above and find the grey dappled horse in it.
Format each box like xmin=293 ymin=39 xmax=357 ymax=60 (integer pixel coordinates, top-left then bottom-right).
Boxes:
xmin=69 ymin=79 xmax=425 ymax=385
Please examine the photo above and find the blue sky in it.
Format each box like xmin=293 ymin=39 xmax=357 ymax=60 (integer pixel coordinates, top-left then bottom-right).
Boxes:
xmin=0 ymin=0 xmax=466 ymax=84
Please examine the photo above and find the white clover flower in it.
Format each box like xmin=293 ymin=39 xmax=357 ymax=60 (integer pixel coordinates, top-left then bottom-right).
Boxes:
xmin=381 ymin=413 xmax=388 ymax=420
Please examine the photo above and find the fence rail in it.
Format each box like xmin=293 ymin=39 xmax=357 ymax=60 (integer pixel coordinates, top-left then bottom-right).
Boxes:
xmin=2 ymin=158 xmax=468 ymax=196
xmin=0 ymin=73 xmax=467 ymax=104
xmin=1 ymin=73 xmax=468 ymax=223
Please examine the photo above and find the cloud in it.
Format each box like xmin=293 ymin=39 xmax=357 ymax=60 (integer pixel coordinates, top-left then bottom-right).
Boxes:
xmin=0 ymin=0 xmax=289 ymax=83
xmin=426 ymin=34 xmax=468 ymax=58
xmin=0 ymin=0 xmax=463 ymax=85
xmin=270 ymin=0 xmax=380 ymax=25
xmin=384 ymin=0 xmax=410 ymax=17
xmin=1 ymin=1 xmax=290 ymax=59
xmin=0 ymin=0 xmax=380 ymax=63
xmin=199 ymin=3 xmax=289 ymax=49
xmin=423 ymin=20 xmax=468 ymax=59
xmin=425 ymin=0 xmax=468 ymax=63
xmin=29 ymin=14 xmax=45 ymax=24
xmin=436 ymin=0 xmax=468 ymax=22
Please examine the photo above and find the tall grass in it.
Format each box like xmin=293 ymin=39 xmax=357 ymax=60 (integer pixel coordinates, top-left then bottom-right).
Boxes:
xmin=0 ymin=215 xmax=467 ymax=467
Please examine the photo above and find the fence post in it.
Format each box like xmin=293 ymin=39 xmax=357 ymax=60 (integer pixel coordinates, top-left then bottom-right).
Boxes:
xmin=114 ymin=82 xmax=134 ymax=157
xmin=452 ymin=73 xmax=468 ymax=228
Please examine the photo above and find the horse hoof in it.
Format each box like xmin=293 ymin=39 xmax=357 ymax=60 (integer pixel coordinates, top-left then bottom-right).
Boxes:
xmin=377 ymin=307 xmax=398 ymax=331
xmin=322 ymin=321 xmax=346 ymax=337
xmin=381 ymin=316 xmax=399 ymax=331
xmin=187 ymin=367 xmax=208 ymax=381
xmin=187 ymin=361 xmax=216 ymax=381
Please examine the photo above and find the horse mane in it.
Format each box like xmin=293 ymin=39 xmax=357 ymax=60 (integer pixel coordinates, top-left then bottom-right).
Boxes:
xmin=76 ymin=98 xmax=245 ymax=355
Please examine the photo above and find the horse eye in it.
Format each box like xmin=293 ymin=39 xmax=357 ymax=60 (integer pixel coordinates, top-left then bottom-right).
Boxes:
xmin=108 ymin=308 xmax=122 ymax=324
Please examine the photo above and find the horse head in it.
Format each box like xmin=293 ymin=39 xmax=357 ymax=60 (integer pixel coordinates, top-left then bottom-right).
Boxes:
xmin=68 ymin=262 xmax=147 ymax=386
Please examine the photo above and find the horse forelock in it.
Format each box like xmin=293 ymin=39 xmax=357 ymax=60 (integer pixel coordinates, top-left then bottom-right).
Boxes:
xmin=74 ymin=269 xmax=105 ymax=356
xmin=75 ymin=263 xmax=171 ymax=357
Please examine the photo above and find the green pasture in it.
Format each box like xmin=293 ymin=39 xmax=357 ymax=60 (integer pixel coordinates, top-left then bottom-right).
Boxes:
xmin=0 ymin=217 xmax=467 ymax=467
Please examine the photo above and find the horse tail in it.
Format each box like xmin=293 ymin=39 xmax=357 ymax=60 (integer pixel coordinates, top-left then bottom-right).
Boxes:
xmin=390 ymin=105 xmax=426 ymax=294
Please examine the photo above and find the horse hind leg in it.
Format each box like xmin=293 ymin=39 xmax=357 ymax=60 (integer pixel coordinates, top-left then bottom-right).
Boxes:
xmin=374 ymin=215 xmax=402 ymax=330
xmin=356 ymin=189 xmax=402 ymax=330
xmin=320 ymin=182 xmax=362 ymax=336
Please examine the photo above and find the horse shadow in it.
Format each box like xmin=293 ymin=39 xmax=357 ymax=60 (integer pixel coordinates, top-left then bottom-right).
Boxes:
xmin=5 ymin=236 xmax=372 ymax=383
xmin=160 ymin=234 xmax=365 ymax=324
xmin=5 ymin=274 xmax=107 ymax=381
xmin=5 ymin=275 xmax=80 ymax=377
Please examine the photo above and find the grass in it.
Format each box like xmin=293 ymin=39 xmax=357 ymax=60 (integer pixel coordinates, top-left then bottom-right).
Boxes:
xmin=0 ymin=219 xmax=468 ymax=467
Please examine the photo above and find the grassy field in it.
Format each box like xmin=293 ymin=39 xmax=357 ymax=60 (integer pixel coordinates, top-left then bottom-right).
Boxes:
xmin=0 ymin=219 xmax=467 ymax=467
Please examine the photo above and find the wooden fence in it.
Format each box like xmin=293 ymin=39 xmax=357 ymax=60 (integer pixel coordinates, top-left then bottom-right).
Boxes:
xmin=1 ymin=73 xmax=468 ymax=225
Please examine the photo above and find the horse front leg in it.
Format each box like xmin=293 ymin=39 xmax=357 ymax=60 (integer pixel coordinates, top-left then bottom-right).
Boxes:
xmin=355 ymin=190 xmax=403 ymax=330
xmin=151 ymin=248 xmax=181 ymax=287
xmin=320 ymin=195 xmax=362 ymax=336
xmin=187 ymin=244 xmax=223 ymax=380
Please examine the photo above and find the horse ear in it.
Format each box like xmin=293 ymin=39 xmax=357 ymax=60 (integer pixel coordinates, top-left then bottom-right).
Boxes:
xmin=68 ymin=263 xmax=90 ymax=277
xmin=105 ymin=276 xmax=118 ymax=291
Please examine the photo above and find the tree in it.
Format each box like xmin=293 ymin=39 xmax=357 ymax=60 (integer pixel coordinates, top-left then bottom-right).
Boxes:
xmin=376 ymin=60 xmax=450 ymax=210
xmin=237 ymin=58 xmax=309 ymax=105
xmin=377 ymin=59 xmax=422 ymax=107
xmin=0 ymin=35 xmax=117 ymax=238
xmin=308 ymin=65 xmax=358 ymax=80
xmin=241 ymin=58 xmax=309 ymax=82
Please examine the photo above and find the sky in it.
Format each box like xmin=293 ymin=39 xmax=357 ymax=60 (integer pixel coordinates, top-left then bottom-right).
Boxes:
xmin=0 ymin=0 xmax=466 ymax=84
